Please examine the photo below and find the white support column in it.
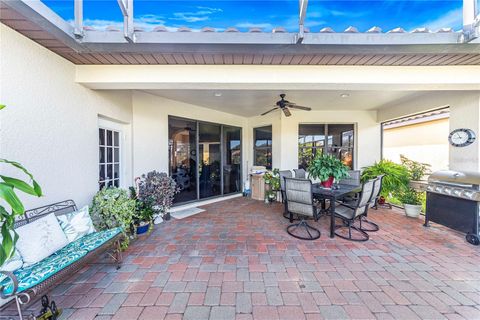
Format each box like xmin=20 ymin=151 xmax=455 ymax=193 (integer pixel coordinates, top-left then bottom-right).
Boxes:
xmin=74 ymin=0 xmax=83 ymax=37
xmin=463 ymin=0 xmax=477 ymax=30
xmin=117 ymin=0 xmax=134 ymax=42
xmin=296 ymin=0 xmax=308 ymax=44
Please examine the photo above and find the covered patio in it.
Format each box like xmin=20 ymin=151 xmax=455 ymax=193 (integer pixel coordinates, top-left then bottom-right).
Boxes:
xmin=1 ymin=0 xmax=480 ymax=319
xmin=3 ymin=197 xmax=479 ymax=320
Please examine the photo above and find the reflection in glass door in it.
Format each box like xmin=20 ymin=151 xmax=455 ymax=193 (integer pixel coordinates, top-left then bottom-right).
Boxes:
xmin=169 ymin=116 xmax=242 ymax=204
xmin=223 ymin=126 xmax=242 ymax=194
xmin=169 ymin=118 xmax=197 ymax=203
xmin=199 ymin=123 xmax=222 ymax=199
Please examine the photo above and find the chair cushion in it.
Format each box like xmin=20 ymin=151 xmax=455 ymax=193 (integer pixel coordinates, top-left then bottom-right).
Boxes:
xmin=335 ymin=204 xmax=355 ymax=220
xmin=15 ymin=213 xmax=69 ymax=267
xmin=57 ymin=206 xmax=96 ymax=242
xmin=0 ymin=228 xmax=121 ymax=296
xmin=67 ymin=227 xmax=122 ymax=252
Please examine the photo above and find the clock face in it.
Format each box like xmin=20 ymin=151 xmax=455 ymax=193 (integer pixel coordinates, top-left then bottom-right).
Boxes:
xmin=448 ymin=129 xmax=476 ymax=147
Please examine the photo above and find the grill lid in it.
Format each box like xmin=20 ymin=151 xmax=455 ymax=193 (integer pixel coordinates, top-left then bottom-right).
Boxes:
xmin=428 ymin=170 xmax=480 ymax=186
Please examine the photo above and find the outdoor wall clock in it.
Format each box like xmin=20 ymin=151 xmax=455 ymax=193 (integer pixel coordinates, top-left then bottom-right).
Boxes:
xmin=448 ymin=128 xmax=476 ymax=147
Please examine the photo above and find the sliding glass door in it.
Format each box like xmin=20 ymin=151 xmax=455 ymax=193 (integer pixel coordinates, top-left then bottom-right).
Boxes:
xmin=223 ymin=126 xmax=242 ymax=194
xmin=169 ymin=116 xmax=242 ymax=204
xmin=199 ymin=123 xmax=222 ymax=199
xmin=169 ymin=118 xmax=198 ymax=203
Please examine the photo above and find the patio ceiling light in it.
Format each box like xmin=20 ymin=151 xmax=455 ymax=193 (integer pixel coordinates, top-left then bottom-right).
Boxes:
xmin=214 ymin=92 xmax=222 ymax=97
xmin=340 ymin=93 xmax=350 ymax=98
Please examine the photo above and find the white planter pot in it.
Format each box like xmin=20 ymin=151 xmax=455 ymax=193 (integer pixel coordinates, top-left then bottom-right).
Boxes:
xmin=403 ymin=204 xmax=422 ymax=218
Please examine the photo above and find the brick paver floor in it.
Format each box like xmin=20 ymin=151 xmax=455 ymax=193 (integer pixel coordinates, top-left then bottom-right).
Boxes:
xmin=5 ymin=197 xmax=480 ymax=319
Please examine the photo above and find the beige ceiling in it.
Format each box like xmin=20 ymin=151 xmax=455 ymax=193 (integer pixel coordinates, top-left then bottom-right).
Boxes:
xmin=143 ymin=89 xmax=420 ymax=117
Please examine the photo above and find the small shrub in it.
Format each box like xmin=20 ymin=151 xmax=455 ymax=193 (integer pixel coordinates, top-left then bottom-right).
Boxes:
xmin=361 ymin=160 xmax=410 ymax=197
xmin=400 ymin=155 xmax=431 ymax=181
xmin=137 ymin=171 xmax=180 ymax=218
xmin=398 ymin=187 xmax=424 ymax=206
xmin=90 ymin=187 xmax=135 ymax=248
xmin=307 ymin=154 xmax=350 ymax=182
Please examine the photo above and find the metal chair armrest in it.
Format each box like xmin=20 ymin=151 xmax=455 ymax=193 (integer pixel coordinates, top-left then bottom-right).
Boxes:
xmin=0 ymin=271 xmax=18 ymax=299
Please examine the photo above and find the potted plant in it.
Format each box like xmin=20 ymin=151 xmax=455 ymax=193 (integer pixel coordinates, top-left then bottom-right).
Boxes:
xmin=137 ymin=171 xmax=179 ymax=223
xmin=361 ymin=159 xmax=410 ymax=204
xmin=263 ymin=168 xmax=280 ymax=203
xmin=129 ymin=186 xmax=155 ymax=235
xmin=90 ymin=187 xmax=136 ymax=248
xmin=307 ymin=154 xmax=349 ymax=188
xmin=398 ymin=187 xmax=424 ymax=218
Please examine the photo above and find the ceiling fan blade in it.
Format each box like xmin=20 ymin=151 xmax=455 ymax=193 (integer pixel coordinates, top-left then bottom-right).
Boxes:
xmin=261 ymin=107 xmax=278 ymax=116
xmin=282 ymin=107 xmax=291 ymax=117
xmin=287 ymin=104 xmax=311 ymax=111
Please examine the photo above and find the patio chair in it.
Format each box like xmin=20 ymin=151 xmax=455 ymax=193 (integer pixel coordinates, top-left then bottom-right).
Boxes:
xmin=355 ymin=175 xmax=383 ymax=232
xmin=285 ymin=178 xmax=321 ymax=240
xmin=339 ymin=170 xmax=362 ymax=202
xmin=370 ymin=174 xmax=386 ymax=209
xmin=334 ymin=179 xmax=375 ymax=241
xmin=340 ymin=170 xmax=361 ymax=186
xmin=293 ymin=168 xmax=306 ymax=179
xmin=279 ymin=170 xmax=294 ymax=219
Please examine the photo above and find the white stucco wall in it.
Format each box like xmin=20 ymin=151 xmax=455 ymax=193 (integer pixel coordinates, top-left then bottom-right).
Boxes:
xmin=0 ymin=24 xmax=134 ymax=208
xmin=247 ymin=110 xmax=380 ymax=171
xmin=132 ymin=91 xmax=248 ymax=181
xmin=0 ymin=23 xmax=383 ymax=210
xmin=378 ymin=91 xmax=480 ymax=171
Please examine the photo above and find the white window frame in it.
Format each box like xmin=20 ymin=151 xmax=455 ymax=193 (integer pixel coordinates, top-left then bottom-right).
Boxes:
xmin=98 ymin=118 xmax=126 ymax=190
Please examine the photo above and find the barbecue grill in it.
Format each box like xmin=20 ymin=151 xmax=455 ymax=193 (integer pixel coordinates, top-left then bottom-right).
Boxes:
xmin=425 ymin=170 xmax=480 ymax=245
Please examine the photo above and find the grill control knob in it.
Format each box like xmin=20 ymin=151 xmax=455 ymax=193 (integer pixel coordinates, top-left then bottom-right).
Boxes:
xmin=435 ymin=186 xmax=443 ymax=192
xmin=444 ymin=188 xmax=452 ymax=195
xmin=453 ymin=189 xmax=461 ymax=197
xmin=427 ymin=185 xmax=434 ymax=191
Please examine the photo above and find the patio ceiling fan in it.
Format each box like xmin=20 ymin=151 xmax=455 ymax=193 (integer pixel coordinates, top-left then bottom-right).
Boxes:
xmin=261 ymin=94 xmax=311 ymax=117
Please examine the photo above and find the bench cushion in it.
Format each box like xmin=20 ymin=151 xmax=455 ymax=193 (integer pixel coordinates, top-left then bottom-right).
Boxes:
xmin=0 ymin=227 xmax=121 ymax=296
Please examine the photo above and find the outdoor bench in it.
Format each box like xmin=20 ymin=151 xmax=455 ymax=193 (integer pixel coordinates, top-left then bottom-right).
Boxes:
xmin=0 ymin=200 xmax=123 ymax=320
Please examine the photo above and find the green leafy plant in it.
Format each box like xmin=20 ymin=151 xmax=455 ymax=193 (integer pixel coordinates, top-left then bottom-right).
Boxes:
xmin=361 ymin=160 xmax=410 ymax=197
xmin=263 ymin=168 xmax=280 ymax=201
xmin=307 ymin=154 xmax=350 ymax=182
xmin=398 ymin=187 xmax=424 ymax=205
xmin=400 ymin=155 xmax=431 ymax=181
xmin=0 ymin=105 xmax=43 ymax=266
xmin=137 ymin=171 xmax=179 ymax=218
xmin=129 ymin=186 xmax=155 ymax=226
xmin=90 ymin=187 xmax=135 ymax=249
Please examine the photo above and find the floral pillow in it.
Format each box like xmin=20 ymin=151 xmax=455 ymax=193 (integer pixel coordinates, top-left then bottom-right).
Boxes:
xmin=57 ymin=206 xmax=96 ymax=242
xmin=15 ymin=213 xmax=69 ymax=267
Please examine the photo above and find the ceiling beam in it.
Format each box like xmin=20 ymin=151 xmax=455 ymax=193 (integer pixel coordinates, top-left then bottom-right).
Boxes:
xmin=76 ymin=31 xmax=480 ymax=55
xmin=1 ymin=0 xmax=84 ymax=51
xmin=117 ymin=0 xmax=134 ymax=42
xmin=463 ymin=0 xmax=479 ymax=41
xmin=297 ymin=0 xmax=308 ymax=44
xmin=74 ymin=0 xmax=83 ymax=37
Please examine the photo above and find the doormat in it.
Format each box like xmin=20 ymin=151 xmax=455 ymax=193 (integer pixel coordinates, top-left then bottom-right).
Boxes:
xmin=170 ymin=207 xmax=205 ymax=220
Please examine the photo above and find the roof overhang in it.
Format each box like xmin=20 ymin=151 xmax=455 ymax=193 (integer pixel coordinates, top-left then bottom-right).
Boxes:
xmin=1 ymin=0 xmax=480 ymax=64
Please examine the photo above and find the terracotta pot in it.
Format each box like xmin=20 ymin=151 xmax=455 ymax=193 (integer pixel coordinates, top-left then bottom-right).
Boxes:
xmin=321 ymin=176 xmax=334 ymax=188
xmin=378 ymin=196 xmax=386 ymax=205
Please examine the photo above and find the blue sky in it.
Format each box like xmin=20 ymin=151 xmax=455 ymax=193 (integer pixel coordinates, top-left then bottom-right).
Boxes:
xmin=42 ymin=0 xmax=464 ymax=32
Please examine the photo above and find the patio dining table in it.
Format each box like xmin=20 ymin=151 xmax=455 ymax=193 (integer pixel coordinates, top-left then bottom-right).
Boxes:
xmin=312 ymin=183 xmax=362 ymax=238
